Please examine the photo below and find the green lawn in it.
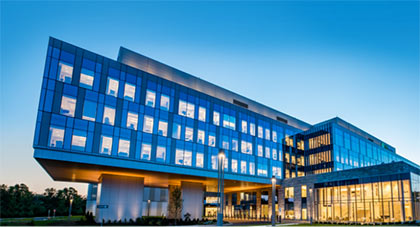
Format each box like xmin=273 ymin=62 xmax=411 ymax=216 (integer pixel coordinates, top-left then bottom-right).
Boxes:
xmin=0 ymin=215 xmax=84 ymax=226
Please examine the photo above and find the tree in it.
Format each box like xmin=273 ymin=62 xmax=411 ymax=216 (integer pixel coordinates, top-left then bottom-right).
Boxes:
xmin=168 ymin=186 xmax=183 ymax=221
xmin=0 ymin=184 xmax=86 ymax=218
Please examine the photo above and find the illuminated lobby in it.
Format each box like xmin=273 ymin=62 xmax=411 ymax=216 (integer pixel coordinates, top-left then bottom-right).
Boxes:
xmin=33 ymin=37 xmax=420 ymax=224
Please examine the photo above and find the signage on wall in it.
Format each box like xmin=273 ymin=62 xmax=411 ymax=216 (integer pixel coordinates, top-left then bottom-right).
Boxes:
xmin=97 ymin=205 xmax=109 ymax=209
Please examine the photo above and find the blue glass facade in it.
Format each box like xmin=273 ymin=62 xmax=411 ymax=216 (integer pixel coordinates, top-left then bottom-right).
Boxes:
xmin=33 ymin=37 xmax=310 ymax=183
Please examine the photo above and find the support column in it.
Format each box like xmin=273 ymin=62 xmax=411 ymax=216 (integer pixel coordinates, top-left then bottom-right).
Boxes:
xmin=268 ymin=189 xmax=273 ymax=217
xmin=256 ymin=190 xmax=262 ymax=219
xmin=181 ymin=182 xmax=204 ymax=219
xmin=279 ymin=187 xmax=285 ymax=219
xmin=294 ymin=186 xmax=302 ymax=220
xmin=227 ymin=193 xmax=232 ymax=218
xmin=86 ymin=183 xmax=98 ymax=216
xmin=96 ymin=175 xmax=144 ymax=222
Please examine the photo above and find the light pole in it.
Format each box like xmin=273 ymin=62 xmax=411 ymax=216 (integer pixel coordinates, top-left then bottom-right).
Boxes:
xmin=217 ymin=149 xmax=225 ymax=226
xmin=68 ymin=195 xmax=73 ymax=220
xmin=271 ymin=175 xmax=276 ymax=226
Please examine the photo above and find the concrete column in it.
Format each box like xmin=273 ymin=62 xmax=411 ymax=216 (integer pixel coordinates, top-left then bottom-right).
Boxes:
xmin=294 ymin=186 xmax=302 ymax=220
xmin=279 ymin=187 xmax=285 ymax=219
xmin=256 ymin=190 xmax=261 ymax=219
xmin=227 ymin=193 xmax=232 ymax=217
xmin=86 ymin=183 xmax=98 ymax=216
xmin=268 ymin=189 xmax=273 ymax=217
xmin=181 ymin=181 xmax=204 ymax=219
xmin=96 ymin=174 xmax=144 ymax=222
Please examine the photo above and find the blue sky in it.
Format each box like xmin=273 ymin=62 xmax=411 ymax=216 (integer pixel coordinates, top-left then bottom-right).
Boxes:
xmin=1 ymin=1 xmax=419 ymax=196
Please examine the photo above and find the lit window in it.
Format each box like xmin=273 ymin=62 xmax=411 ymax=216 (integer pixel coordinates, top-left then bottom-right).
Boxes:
xmin=241 ymin=160 xmax=247 ymax=174
xmin=143 ymin=115 xmax=154 ymax=133
xmin=265 ymin=147 xmax=270 ymax=158
xmin=141 ymin=143 xmax=151 ymax=160
xmin=222 ymin=136 xmax=229 ymax=150
xmin=198 ymin=106 xmax=206 ymax=122
xmin=223 ymin=114 xmax=229 ymax=128
xmin=185 ymin=127 xmax=194 ymax=141
xmin=249 ymin=162 xmax=255 ymax=175
xmin=71 ymin=130 xmax=86 ymax=151
xmin=232 ymin=159 xmax=238 ymax=173
xmin=145 ymin=90 xmax=156 ymax=107
xmin=230 ymin=116 xmax=236 ymax=130
xmin=118 ymin=139 xmax=130 ymax=157
xmin=49 ymin=126 xmax=64 ymax=148
xmin=232 ymin=139 xmax=238 ymax=151
xmin=197 ymin=129 xmax=205 ymax=144
xmin=124 ymin=83 xmax=136 ymax=101
xmin=60 ymin=96 xmax=76 ymax=117
xmin=156 ymin=146 xmax=166 ymax=162
xmin=175 ymin=149 xmax=184 ymax=165
xmin=126 ymin=112 xmax=138 ymax=130
xmin=265 ymin=128 xmax=271 ymax=140
xmin=208 ymin=133 xmax=216 ymax=147
xmin=241 ymin=141 xmax=247 ymax=153
xmin=160 ymin=94 xmax=170 ymax=111
xmin=211 ymin=155 xmax=217 ymax=170
xmin=178 ymin=100 xmax=195 ymax=119
xmin=179 ymin=100 xmax=187 ymax=116
xmin=100 ymin=135 xmax=112 ymax=155
xmin=273 ymin=131 xmax=277 ymax=142
xmin=258 ymin=145 xmax=263 ymax=157
xmin=172 ymin=123 xmax=181 ymax=139
xmin=196 ymin=152 xmax=204 ymax=168
xmin=273 ymin=148 xmax=277 ymax=160
xmin=103 ymin=106 xmax=115 ymax=126
xmin=285 ymin=187 xmax=294 ymax=199
xmin=250 ymin=123 xmax=256 ymax=136
xmin=247 ymin=142 xmax=253 ymax=155
xmin=213 ymin=111 xmax=220 ymax=126
xmin=258 ymin=126 xmax=263 ymax=138
xmin=80 ymin=68 xmax=94 ymax=89
xmin=106 ymin=78 xmax=119 ymax=97
xmin=301 ymin=185 xmax=307 ymax=198
xmin=158 ymin=120 xmax=168 ymax=137
xmin=186 ymin=102 xmax=195 ymax=118
xmin=82 ymin=100 xmax=96 ymax=121
xmin=241 ymin=120 xmax=247 ymax=133
xmin=58 ymin=61 xmax=73 ymax=83
xmin=184 ymin=150 xmax=192 ymax=166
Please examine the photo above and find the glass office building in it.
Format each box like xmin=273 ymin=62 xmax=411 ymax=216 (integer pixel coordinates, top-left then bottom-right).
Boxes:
xmin=33 ymin=37 xmax=419 ymax=223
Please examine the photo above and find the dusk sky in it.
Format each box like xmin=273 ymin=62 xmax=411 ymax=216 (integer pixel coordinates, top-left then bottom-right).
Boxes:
xmin=1 ymin=1 xmax=419 ymax=196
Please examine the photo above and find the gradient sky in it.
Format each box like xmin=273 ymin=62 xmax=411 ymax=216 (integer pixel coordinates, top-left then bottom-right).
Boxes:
xmin=1 ymin=1 xmax=419 ymax=196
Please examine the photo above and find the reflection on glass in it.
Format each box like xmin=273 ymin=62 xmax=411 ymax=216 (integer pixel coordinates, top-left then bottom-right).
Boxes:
xmin=60 ymin=96 xmax=76 ymax=117
xmin=58 ymin=61 xmax=73 ymax=83
xmin=126 ymin=112 xmax=138 ymax=130
xmin=160 ymin=94 xmax=170 ymax=111
xmin=124 ymin=83 xmax=136 ymax=101
xmin=100 ymin=136 xmax=112 ymax=155
xmin=49 ymin=126 xmax=64 ymax=148
xmin=103 ymin=106 xmax=115 ymax=126
xmin=156 ymin=146 xmax=166 ymax=162
xmin=80 ymin=68 xmax=94 ymax=89
xmin=71 ymin=130 xmax=86 ymax=151
xmin=145 ymin=90 xmax=156 ymax=107
xmin=141 ymin=143 xmax=151 ymax=160
xmin=106 ymin=78 xmax=119 ymax=97
xmin=118 ymin=139 xmax=130 ymax=157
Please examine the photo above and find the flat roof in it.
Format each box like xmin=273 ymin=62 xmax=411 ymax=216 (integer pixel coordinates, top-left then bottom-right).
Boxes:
xmin=312 ymin=117 xmax=396 ymax=152
xmin=117 ymin=47 xmax=311 ymax=131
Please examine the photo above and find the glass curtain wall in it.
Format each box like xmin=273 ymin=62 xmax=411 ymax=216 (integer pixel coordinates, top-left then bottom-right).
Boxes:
xmin=315 ymin=180 xmax=413 ymax=223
